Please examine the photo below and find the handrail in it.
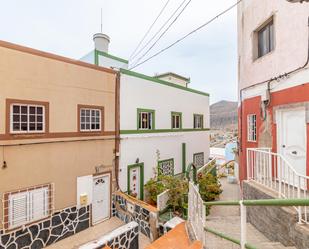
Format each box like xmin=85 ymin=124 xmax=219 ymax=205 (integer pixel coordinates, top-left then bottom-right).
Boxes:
xmin=197 ymin=157 xmax=217 ymax=174
xmin=247 ymin=147 xmax=309 ymax=223
xmin=249 ymin=148 xmax=309 ymax=179
xmin=204 ymin=198 xmax=309 ymax=206
xmin=204 ymin=227 xmax=258 ymax=249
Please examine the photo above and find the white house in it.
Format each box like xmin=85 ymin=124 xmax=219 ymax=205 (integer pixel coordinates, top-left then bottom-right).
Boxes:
xmin=82 ymin=33 xmax=210 ymax=200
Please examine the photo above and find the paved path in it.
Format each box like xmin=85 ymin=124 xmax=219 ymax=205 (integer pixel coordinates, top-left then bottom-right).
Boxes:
xmin=205 ymin=177 xmax=296 ymax=249
xmin=46 ymin=217 xmax=151 ymax=249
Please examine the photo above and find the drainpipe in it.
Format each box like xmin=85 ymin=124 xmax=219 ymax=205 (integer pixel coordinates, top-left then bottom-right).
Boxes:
xmin=114 ymin=71 xmax=121 ymax=190
xmin=239 ymin=16 xmax=309 ymax=180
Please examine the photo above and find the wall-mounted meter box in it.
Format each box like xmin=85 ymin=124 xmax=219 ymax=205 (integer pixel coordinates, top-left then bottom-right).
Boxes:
xmin=80 ymin=194 xmax=88 ymax=206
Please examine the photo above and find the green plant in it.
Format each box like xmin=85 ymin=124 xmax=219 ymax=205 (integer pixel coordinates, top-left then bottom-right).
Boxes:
xmin=198 ymin=173 xmax=222 ymax=215
xmin=160 ymin=175 xmax=188 ymax=212
xmin=144 ymin=178 xmax=166 ymax=205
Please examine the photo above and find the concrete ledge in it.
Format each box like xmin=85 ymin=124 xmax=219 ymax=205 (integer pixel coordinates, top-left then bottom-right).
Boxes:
xmin=243 ymin=181 xmax=309 ymax=249
xmin=79 ymin=221 xmax=139 ymax=249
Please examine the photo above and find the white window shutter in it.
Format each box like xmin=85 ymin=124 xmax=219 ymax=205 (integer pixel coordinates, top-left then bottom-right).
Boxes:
xmin=30 ymin=187 xmax=48 ymax=220
xmin=9 ymin=192 xmax=29 ymax=228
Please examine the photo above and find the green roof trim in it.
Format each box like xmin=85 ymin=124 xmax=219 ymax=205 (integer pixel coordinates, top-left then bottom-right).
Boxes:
xmin=120 ymin=69 xmax=209 ymax=97
xmin=120 ymin=128 xmax=210 ymax=135
xmin=95 ymin=49 xmax=129 ymax=64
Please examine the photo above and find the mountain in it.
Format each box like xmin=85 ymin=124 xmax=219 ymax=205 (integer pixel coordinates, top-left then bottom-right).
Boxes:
xmin=210 ymin=100 xmax=238 ymax=130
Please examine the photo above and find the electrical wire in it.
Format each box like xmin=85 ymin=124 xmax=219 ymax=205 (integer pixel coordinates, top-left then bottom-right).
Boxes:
xmin=130 ymin=0 xmax=192 ymax=68
xmin=128 ymin=0 xmax=171 ymax=61
xmin=130 ymin=0 xmax=242 ymax=70
xmin=130 ymin=0 xmax=188 ymax=62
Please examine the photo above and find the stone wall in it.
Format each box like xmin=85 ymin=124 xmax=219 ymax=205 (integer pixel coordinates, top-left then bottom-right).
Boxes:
xmin=79 ymin=221 xmax=139 ymax=249
xmin=112 ymin=192 xmax=158 ymax=241
xmin=243 ymin=181 xmax=309 ymax=249
xmin=0 ymin=205 xmax=90 ymax=249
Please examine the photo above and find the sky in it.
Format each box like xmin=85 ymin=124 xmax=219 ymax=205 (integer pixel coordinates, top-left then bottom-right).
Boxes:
xmin=0 ymin=0 xmax=238 ymax=104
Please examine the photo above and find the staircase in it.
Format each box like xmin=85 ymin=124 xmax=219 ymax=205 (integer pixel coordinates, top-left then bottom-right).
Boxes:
xmin=202 ymin=178 xmax=297 ymax=249
xmin=205 ymin=216 xmax=296 ymax=249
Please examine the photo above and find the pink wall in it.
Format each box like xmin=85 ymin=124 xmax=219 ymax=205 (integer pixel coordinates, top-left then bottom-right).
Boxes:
xmin=238 ymin=0 xmax=309 ymax=90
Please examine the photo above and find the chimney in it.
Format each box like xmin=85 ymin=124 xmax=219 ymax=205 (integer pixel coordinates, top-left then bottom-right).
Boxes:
xmin=93 ymin=33 xmax=110 ymax=53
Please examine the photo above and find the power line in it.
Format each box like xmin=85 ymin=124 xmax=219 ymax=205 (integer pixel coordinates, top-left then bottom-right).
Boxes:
xmin=129 ymin=0 xmax=170 ymax=61
xmin=130 ymin=0 xmax=192 ymax=68
xmin=130 ymin=0 xmax=242 ymax=70
xmin=130 ymin=0 xmax=188 ymax=62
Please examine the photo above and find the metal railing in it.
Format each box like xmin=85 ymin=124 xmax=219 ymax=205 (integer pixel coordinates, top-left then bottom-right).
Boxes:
xmin=188 ymin=182 xmax=206 ymax=245
xmin=188 ymin=179 xmax=309 ymax=249
xmin=203 ymin=198 xmax=309 ymax=249
xmin=247 ymin=148 xmax=309 ymax=223
xmin=197 ymin=158 xmax=217 ymax=174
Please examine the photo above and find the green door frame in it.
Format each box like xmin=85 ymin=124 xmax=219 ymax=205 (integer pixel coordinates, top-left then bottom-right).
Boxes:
xmin=127 ymin=163 xmax=144 ymax=200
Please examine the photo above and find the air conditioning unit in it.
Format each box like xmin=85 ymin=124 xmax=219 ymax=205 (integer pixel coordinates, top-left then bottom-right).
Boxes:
xmin=286 ymin=0 xmax=309 ymax=2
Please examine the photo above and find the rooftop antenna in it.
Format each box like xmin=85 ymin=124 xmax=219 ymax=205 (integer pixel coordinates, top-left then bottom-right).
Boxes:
xmin=100 ymin=8 xmax=103 ymax=33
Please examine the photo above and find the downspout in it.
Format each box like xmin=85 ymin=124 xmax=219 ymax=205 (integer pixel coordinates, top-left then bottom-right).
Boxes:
xmin=114 ymin=71 xmax=121 ymax=190
xmin=239 ymin=16 xmax=309 ymax=180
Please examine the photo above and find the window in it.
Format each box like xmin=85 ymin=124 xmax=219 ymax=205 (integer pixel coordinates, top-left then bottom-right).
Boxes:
xmin=257 ymin=19 xmax=274 ymax=58
xmin=11 ymin=104 xmax=45 ymax=133
xmin=6 ymin=185 xmax=52 ymax=229
xmin=193 ymin=152 xmax=204 ymax=167
xmin=138 ymin=109 xmax=155 ymax=130
xmin=194 ymin=114 xmax=203 ymax=129
xmin=247 ymin=114 xmax=257 ymax=142
xmin=171 ymin=112 xmax=182 ymax=129
xmin=80 ymin=108 xmax=101 ymax=131
xmin=158 ymin=159 xmax=174 ymax=176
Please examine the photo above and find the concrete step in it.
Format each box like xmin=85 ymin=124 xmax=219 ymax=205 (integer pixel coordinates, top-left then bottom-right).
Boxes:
xmin=205 ymin=216 xmax=296 ymax=249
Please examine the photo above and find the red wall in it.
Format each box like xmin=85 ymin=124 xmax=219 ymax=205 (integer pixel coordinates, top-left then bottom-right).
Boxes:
xmin=239 ymin=83 xmax=309 ymax=183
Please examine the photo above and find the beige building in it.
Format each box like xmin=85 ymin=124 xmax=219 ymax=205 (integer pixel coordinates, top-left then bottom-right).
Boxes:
xmin=0 ymin=40 xmax=118 ymax=248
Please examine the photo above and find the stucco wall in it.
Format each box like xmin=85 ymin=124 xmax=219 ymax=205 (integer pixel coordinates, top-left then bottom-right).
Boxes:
xmin=238 ymin=0 xmax=309 ymax=90
xmin=0 ymin=43 xmax=117 ymax=229
xmin=118 ymin=72 xmax=209 ymax=193
xmin=119 ymin=131 xmax=209 ymax=191
xmin=119 ymin=73 xmax=209 ymax=131
xmin=0 ymin=45 xmax=116 ymax=134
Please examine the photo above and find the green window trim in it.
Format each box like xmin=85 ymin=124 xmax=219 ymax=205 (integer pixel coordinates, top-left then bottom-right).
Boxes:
xmin=127 ymin=163 xmax=144 ymax=200
xmin=120 ymin=68 xmax=209 ymax=97
xmin=193 ymin=114 xmax=204 ymax=129
xmin=137 ymin=108 xmax=155 ymax=130
xmin=182 ymin=143 xmax=186 ymax=173
xmin=171 ymin=112 xmax=182 ymax=129
xmin=120 ymin=128 xmax=210 ymax=134
xmin=158 ymin=158 xmax=175 ymax=176
xmin=94 ymin=49 xmax=129 ymax=66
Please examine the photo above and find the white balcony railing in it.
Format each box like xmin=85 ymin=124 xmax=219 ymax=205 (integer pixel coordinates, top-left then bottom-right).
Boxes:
xmin=247 ymin=148 xmax=309 ymax=223
xmin=188 ymin=181 xmax=206 ymax=245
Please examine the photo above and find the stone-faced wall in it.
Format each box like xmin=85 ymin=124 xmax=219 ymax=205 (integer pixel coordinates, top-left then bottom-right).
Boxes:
xmin=243 ymin=181 xmax=309 ymax=249
xmin=79 ymin=221 xmax=139 ymax=249
xmin=0 ymin=205 xmax=90 ymax=249
xmin=112 ymin=192 xmax=158 ymax=241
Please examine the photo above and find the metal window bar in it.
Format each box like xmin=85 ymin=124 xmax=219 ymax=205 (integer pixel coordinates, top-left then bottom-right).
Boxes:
xmin=1 ymin=183 xmax=54 ymax=231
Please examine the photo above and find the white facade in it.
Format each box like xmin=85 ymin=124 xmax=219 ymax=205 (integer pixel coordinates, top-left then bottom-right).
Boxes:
xmin=119 ymin=71 xmax=209 ymax=195
xmin=81 ymin=41 xmax=210 ymax=200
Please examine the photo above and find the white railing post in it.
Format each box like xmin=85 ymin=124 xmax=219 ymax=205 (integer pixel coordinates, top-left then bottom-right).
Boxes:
xmin=240 ymin=200 xmax=247 ymax=249
xmin=246 ymin=149 xmax=250 ymax=180
xmin=297 ymin=176 xmax=302 ymax=223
